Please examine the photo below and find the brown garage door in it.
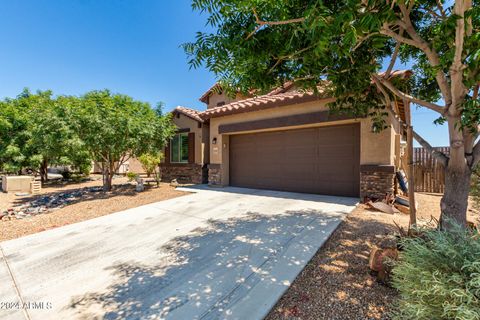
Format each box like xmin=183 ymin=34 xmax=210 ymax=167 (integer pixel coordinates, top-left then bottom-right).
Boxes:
xmin=229 ymin=124 xmax=360 ymax=197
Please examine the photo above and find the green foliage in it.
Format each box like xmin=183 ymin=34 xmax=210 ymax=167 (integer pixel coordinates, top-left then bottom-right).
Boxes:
xmin=0 ymin=91 xmax=31 ymax=173
xmin=68 ymin=90 xmax=175 ymax=190
xmin=126 ymin=172 xmax=139 ymax=182
xmin=138 ymin=153 xmax=163 ymax=178
xmin=185 ymin=0 xmax=480 ymax=130
xmin=0 ymin=89 xmax=92 ymax=177
xmin=0 ymin=89 xmax=174 ymax=191
xmin=391 ymin=225 xmax=480 ymax=320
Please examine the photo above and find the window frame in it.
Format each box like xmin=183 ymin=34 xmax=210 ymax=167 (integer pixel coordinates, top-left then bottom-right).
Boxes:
xmin=170 ymin=133 xmax=189 ymax=164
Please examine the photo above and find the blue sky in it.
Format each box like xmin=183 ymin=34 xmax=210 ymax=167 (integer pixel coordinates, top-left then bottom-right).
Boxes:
xmin=0 ymin=0 xmax=448 ymax=146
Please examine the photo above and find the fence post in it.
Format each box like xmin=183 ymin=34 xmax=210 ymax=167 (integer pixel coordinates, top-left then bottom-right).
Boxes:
xmin=405 ymin=101 xmax=417 ymax=227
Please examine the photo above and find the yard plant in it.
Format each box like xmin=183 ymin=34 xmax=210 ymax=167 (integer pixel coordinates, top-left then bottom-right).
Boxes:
xmin=67 ymin=91 xmax=176 ymax=191
xmin=0 ymin=90 xmax=176 ymax=191
xmin=185 ymin=0 xmax=480 ymax=230
xmin=0 ymin=90 xmax=91 ymax=182
xmin=138 ymin=153 xmax=164 ymax=186
xmin=391 ymin=224 xmax=480 ymax=320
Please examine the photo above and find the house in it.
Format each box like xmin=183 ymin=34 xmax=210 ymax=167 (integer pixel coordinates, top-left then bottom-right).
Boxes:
xmin=90 ymin=157 xmax=144 ymax=175
xmin=161 ymin=106 xmax=210 ymax=184
xmin=162 ymin=71 xmax=409 ymax=199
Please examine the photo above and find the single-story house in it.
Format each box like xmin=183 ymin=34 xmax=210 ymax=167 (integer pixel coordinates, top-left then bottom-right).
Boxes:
xmin=162 ymin=71 xmax=409 ymax=199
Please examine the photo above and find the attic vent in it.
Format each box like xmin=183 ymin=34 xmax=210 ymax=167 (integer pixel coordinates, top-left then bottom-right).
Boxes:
xmin=217 ymin=101 xmax=225 ymax=107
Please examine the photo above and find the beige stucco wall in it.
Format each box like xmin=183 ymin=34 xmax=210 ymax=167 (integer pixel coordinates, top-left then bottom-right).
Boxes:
xmin=2 ymin=176 xmax=33 ymax=193
xmin=208 ymin=99 xmax=395 ymax=185
xmin=127 ymin=157 xmax=144 ymax=173
xmin=171 ymin=113 xmax=209 ymax=165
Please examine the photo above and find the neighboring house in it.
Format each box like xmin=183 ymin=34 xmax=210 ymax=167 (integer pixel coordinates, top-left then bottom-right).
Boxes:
xmin=91 ymin=157 xmax=145 ymax=175
xmin=163 ymin=71 xmax=409 ymax=199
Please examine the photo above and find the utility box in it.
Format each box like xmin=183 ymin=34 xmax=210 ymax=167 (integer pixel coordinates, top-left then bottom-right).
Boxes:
xmin=1 ymin=176 xmax=34 ymax=193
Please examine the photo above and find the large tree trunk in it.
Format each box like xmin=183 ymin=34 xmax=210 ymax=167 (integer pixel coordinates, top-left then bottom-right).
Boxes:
xmin=40 ymin=159 xmax=48 ymax=185
xmin=440 ymin=164 xmax=471 ymax=230
xmin=102 ymin=162 xmax=115 ymax=192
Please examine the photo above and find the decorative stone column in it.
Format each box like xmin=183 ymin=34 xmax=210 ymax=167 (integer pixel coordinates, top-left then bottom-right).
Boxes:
xmin=207 ymin=164 xmax=222 ymax=186
xmin=360 ymin=165 xmax=396 ymax=200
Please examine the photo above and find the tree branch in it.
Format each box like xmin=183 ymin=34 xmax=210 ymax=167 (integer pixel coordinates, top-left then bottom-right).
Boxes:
xmin=253 ymin=8 xmax=305 ymax=26
xmin=374 ymin=76 xmax=447 ymax=167
xmin=413 ymin=130 xmax=448 ymax=167
xmin=473 ymin=83 xmax=480 ymax=100
xmin=353 ymin=32 xmax=380 ymax=51
xmin=246 ymin=9 xmax=305 ymax=39
xmin=449 ymin=0 xmax=469 ymax=117
xmin=472 ymin=140 xmax=480 ymax=167
xmin=269 ymin=45 xmax=315 ymax=72
xmin=385 ymin=30 xmax=403 ymax=78
xmin=395 ymin=4 xmax=453 ymax=109
xmin=372 ymin=74 xmax=445 ymax=113
xmin=435 ymin=0 xmax=447 ymax=18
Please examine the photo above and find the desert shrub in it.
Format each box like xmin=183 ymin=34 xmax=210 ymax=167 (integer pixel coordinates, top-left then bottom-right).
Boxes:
xmin=126 ymin=172 xmax=138 ymax=182
xmin=61 ymin=171 xmax=72 ymax=179
xmin=391 ymin=224 xmax=480 ymax=320
xmin=138 ymin=153 xmax=163 ymax=177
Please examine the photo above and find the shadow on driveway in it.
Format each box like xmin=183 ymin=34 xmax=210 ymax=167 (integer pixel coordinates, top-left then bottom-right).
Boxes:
xmin=68 ymin=209 xmax=340 ymax=320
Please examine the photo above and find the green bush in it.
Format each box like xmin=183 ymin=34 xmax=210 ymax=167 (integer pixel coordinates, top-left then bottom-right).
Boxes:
xmin=391 ymin=225 xmax=480 ymax=320
xmin=126 ymin=172 xmax=138 ymax=182
xmin=138 ymin=153 xmax=163 ymax=178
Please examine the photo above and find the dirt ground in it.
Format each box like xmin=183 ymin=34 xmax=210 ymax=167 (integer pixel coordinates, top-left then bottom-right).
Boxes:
xmin=0 ymin=176 xmax=188 ymax=242
xmin=265 ymin=193 xmax=479 ymax=320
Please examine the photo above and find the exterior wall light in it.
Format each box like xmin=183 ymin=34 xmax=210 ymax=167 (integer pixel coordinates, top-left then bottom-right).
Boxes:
xmin=212 ymin=137 xmax=217 ymax=145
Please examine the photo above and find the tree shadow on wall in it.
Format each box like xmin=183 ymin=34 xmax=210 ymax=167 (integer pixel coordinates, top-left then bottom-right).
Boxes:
xmin=67 ymin=209 xmax=342 ymax=320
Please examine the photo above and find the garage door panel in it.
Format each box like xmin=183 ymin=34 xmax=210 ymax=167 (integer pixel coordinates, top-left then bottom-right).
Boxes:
xmin=229 ymin=124 xmax=360 ymax=197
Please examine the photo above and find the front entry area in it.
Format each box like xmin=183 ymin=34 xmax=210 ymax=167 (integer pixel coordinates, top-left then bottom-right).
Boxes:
xmin=229 ymin=123 xmax=360 ymax=197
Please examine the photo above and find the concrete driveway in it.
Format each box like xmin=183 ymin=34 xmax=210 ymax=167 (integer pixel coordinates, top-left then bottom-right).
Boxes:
xmin=0 ymin=186 xmax=357 ymax=320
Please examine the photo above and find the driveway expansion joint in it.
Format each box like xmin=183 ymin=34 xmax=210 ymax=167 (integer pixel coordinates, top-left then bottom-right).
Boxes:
xmin=0 ymin=244 xmax=31 ymax=320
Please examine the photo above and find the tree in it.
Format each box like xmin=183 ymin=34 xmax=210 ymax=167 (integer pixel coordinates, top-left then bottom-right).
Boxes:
xmin=185 ymin=0 xmax=480 ymax=230
xmin=0 ymin=89 xmax=47 ymax=176
xmin=70 ymin=90 xmax=175 ymax=191
xmin=138 ymin=152 xmax=164 ymax=186
xmin=24 ymin=91 xmax=82 ymax=183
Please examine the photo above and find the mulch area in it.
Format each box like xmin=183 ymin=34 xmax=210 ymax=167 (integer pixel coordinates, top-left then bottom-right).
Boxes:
xmin=0 ymin=176 xmax=188 ymax=242
xmin=265 ymin=193 xmax=480 ymax=320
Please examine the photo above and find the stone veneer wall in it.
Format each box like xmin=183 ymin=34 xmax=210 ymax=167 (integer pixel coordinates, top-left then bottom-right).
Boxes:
xmin=160 ymin=164 xmax=203 ymax=184
xmin=207 ymin=164 xmax=222 ymax=186
xmin=360 ymin=165 xmax=396 ymax=200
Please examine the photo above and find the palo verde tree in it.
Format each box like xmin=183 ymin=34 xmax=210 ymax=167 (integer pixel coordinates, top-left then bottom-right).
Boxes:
xmin=70 ymin=90 xmax=176 ymax=191
xmin=185 ymin=0 xmax=480 ymax=230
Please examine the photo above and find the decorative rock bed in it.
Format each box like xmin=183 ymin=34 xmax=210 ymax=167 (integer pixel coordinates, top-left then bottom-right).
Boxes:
xmin=0 ymin=186 xmax=104 ymax=221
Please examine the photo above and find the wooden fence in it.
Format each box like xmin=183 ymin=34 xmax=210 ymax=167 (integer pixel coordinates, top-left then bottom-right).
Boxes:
xmin=413 ymin=146 xmax=449 ymax=193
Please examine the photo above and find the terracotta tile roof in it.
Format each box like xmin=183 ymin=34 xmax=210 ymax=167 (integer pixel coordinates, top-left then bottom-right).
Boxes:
xmin=173 ymin=106 xmax=204 ymax=123
xmin=201 ymin=88 xmax=332 ymax=119
xmin=199 ymin=81 xmax=294 ymax=104
xmin=266 ymin=81 xmax=295 ymax=95
xmin=199 ymin=83 xmax=222 ymax=103
xmin=378 ymin=69 xmax=413 ymax=80
xmin=199 ymin=70 xmax=412 ymax=119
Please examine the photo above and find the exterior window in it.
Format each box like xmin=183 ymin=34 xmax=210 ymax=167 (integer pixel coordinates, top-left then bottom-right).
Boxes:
xmin=171 ymin=133 xmax=189 ymax=163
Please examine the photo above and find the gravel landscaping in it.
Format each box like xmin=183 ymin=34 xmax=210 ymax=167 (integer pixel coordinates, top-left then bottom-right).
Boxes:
xmin=265 ymin=193 xmax=479 ymax=320
xmin=0 ymin=176 xmax=188 ymax=241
